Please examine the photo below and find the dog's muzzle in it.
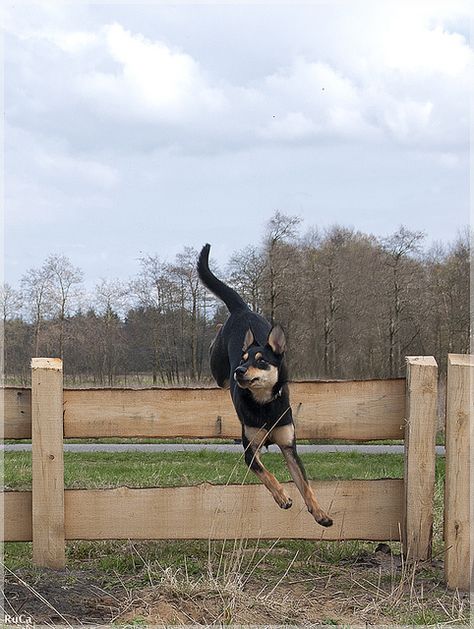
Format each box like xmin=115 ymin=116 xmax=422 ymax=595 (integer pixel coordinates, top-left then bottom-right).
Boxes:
xmin=234 ymin=367 xmax=258 ymax=387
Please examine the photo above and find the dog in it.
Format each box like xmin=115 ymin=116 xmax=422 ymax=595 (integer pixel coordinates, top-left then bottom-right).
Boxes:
xmin=197 ymin=243 xmax=333 ymax=528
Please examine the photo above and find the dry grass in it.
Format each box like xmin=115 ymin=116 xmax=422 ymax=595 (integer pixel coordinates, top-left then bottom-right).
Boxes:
xmin=4 ymin=535 xmax=470 ymax=626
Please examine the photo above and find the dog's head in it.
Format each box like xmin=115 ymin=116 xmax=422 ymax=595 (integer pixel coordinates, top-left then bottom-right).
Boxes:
xmin=234 ymin=326 xmax=286 ymax=401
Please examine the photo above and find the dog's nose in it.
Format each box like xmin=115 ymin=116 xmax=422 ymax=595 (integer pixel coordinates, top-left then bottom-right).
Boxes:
xmin=234 ymin=366 xmax=247 ymax=379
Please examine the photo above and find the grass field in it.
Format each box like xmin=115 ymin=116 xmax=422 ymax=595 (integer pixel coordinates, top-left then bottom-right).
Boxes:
xmin=3 ymin=450 xmax=470 ymax=626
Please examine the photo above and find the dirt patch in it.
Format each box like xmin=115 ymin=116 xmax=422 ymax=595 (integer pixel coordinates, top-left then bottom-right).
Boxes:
xmin=111 ymin=580 xmax=367 ymax=626
xmin=4 ymin=568 xmax=121 ymax=625
xmin=4 ymin=552 xmax=469 ymax=627
xmin=2 ymin=565 xmax=393 ymax=626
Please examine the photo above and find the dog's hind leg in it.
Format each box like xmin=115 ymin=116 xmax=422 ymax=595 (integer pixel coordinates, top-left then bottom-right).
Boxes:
xmin=242 ymin=426 xmax=293 ymax=510
xmin=272 ymin=425 xmax=333 ymax=528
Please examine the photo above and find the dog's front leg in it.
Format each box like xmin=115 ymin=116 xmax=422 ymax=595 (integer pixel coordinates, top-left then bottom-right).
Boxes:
xmin=272 ymin=425 xmax=333 ymax=528
xmin=242 ymin=427 xmax=293 ymax=510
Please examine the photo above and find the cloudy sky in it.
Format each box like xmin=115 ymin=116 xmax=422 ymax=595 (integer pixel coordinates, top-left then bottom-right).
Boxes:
xmin=4 ymin=1 xmax=471 ymax=288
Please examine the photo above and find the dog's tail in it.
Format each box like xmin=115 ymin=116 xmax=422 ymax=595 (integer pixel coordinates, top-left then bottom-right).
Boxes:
xmin=197 ymin=244 xmax=248 ymax=313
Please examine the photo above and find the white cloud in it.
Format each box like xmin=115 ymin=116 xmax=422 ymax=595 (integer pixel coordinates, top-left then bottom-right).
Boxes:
xmin=4 ymin=4 xmax=471 ymax=154
xmin=76 ymin=23 xmax=226 ymax=123
xmin=4 ymin=2 xmax=470 ymax=288
xmin=49 ymin=30 xmax=99 ymax=53
xmin=382 ymin=100 xmax=434 ymax=143
xmin=382 ymin=20 xmax=471 ymax=77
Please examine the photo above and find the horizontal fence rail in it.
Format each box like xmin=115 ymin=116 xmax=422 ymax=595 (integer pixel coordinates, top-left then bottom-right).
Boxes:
xmin=4 ymin=378 xmax=406 ymax=441
xmin=3 ymin=480 xmax=404 ymax=542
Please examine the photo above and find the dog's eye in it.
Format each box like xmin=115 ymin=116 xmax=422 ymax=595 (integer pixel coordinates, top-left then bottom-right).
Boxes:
xmin=257 ymin=359 xmax=267 ymax=368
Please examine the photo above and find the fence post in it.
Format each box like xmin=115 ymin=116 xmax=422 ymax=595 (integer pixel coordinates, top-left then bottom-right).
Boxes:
xmin=31 ymin=358 xmax=65 ymax=568
xmin=445 ymin=354 xmax=473 ymax=591
xmin=403 ymin=356 xmax=438 ymax=561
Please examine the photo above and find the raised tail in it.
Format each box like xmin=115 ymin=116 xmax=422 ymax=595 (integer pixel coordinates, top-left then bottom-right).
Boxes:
xmin=197 ymin=244 xmax=248 ymax=313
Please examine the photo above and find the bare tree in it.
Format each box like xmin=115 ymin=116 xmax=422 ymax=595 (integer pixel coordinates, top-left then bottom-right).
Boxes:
xmin=380 ymin=226 xmax=425 ymax=376
xmin=21 ymin=264 xmax=54 ymax=356
xmin=94 ymin=279 xmax=129 ymax=385
xmin=264 ymin=211 xmax=302 ymax=324
xmin=44 ymin=254 xmax=83 ymax=358
xmin=4 ymin=223 xmax=470 ymax=386
xmin=1 ymin=283 xmax=23 ymax=323
xmin=171 ymin=247 xmax=202 ymax=381
xmin=133 ymin=255 xmax=169 ymax=384
xmin=227 ymin=245 xmax=266 ymax=312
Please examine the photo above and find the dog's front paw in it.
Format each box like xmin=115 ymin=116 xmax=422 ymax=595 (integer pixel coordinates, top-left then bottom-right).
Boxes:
xmin=309 ymin=507 xmax=333 ymax=527
xmin=317 ymin=515 xmax=333 ymax=527
xmin=274 ymin=493 xmax=293 ymax=509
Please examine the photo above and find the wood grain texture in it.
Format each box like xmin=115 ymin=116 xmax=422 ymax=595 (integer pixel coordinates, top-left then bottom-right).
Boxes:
xmin=4 ymin=388 xmax=31 ymax=438
xmin=445 ymin=354 xmax=473 ymax=591
xmin=403 ymin=356 xmax=437 ymax=560
xmin=2 ymin=491 xmax=32 ymax=541
xmin=2 ymin=480 xmax=404 ymax=542
xmin=3 ymin=379 xmax=405 ymax=441
xmin=63 ymin=379 xmax=405 ymax=440
xmin=291 ymin=379 xmax=405 ymax=440
xmin=31 ymin=358 xmax=65 ymax=568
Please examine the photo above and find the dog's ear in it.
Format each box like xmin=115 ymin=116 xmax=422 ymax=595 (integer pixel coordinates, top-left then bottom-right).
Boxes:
xmin=242 ymin=328 xmax=255 ymax=352
xmin=267 ymin=325 xmax=286 ymax=355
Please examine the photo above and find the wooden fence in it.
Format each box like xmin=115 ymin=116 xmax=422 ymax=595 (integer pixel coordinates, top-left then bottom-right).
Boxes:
xmin=2 ymin=354 xmax=471 ymax=589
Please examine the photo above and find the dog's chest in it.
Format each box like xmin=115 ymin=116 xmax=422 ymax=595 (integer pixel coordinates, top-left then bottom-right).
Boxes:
xmin=233 ymin=391 xmax=292 ymax=429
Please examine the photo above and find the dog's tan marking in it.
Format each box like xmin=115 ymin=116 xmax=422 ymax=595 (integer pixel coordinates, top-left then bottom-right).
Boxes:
xmin=243 ymin=425 xmax=268 ymax=447
xmin=256 ymin=463 xmax=293 ymax=509
xmin=242 ymin=352 xmax=249 ymax=361
xmin=255 ymin=352 xmax=262 ymax=360
xmin=243 ymin=425 xmax=292 ymax=509
xmin=280 ymin=446 xmax=332 ymax=526
xmin=270 ymin=424 xmax=295 ymax=447
xmin=242 ymin=364 xmax=279 ymax=404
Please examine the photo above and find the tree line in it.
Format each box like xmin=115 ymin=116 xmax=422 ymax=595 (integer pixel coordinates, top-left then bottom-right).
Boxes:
xmin=3 ymin=213 xmax=469 ymax=386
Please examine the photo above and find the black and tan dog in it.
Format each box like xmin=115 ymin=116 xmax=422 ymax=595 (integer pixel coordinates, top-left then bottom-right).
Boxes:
xmin=197 ymin=244 xmax=333 ymax=528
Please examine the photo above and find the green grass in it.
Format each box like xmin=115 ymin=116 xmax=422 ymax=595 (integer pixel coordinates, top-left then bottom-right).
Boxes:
xmin=4 ymin=428 xmax=446 ymax=445
xmin=3 ymin=450 xmax=422 ymax=490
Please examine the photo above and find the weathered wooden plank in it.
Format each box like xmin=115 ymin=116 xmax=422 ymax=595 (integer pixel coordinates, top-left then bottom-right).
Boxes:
xmin=445 ymin=354 xmax=473 ymax=591
xmin=63 ymin=386 xmax=234 ymax=438
xmin=4 ymin=388 xmax=31 ymax=438
xmin=62 ymin=379 xmax=405 ymax=440
xmin=403 ymin=356 xmax=437 ymax=560
xmin=291 ymin=379 xmax=405 ymax=440
xmin=31 ymin=358 xmax=65 ymax=568
xmin=2 ymin=491 xmax=32 ymax=541
xmin=3 ymin=379 xmax=406 ymax=441
xmin=2 ymin=479 xmax=403 ymax=542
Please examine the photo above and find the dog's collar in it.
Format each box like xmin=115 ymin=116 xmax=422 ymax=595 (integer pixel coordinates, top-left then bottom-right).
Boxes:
xmin=271 ymin=385 xmax=284 ymax=401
